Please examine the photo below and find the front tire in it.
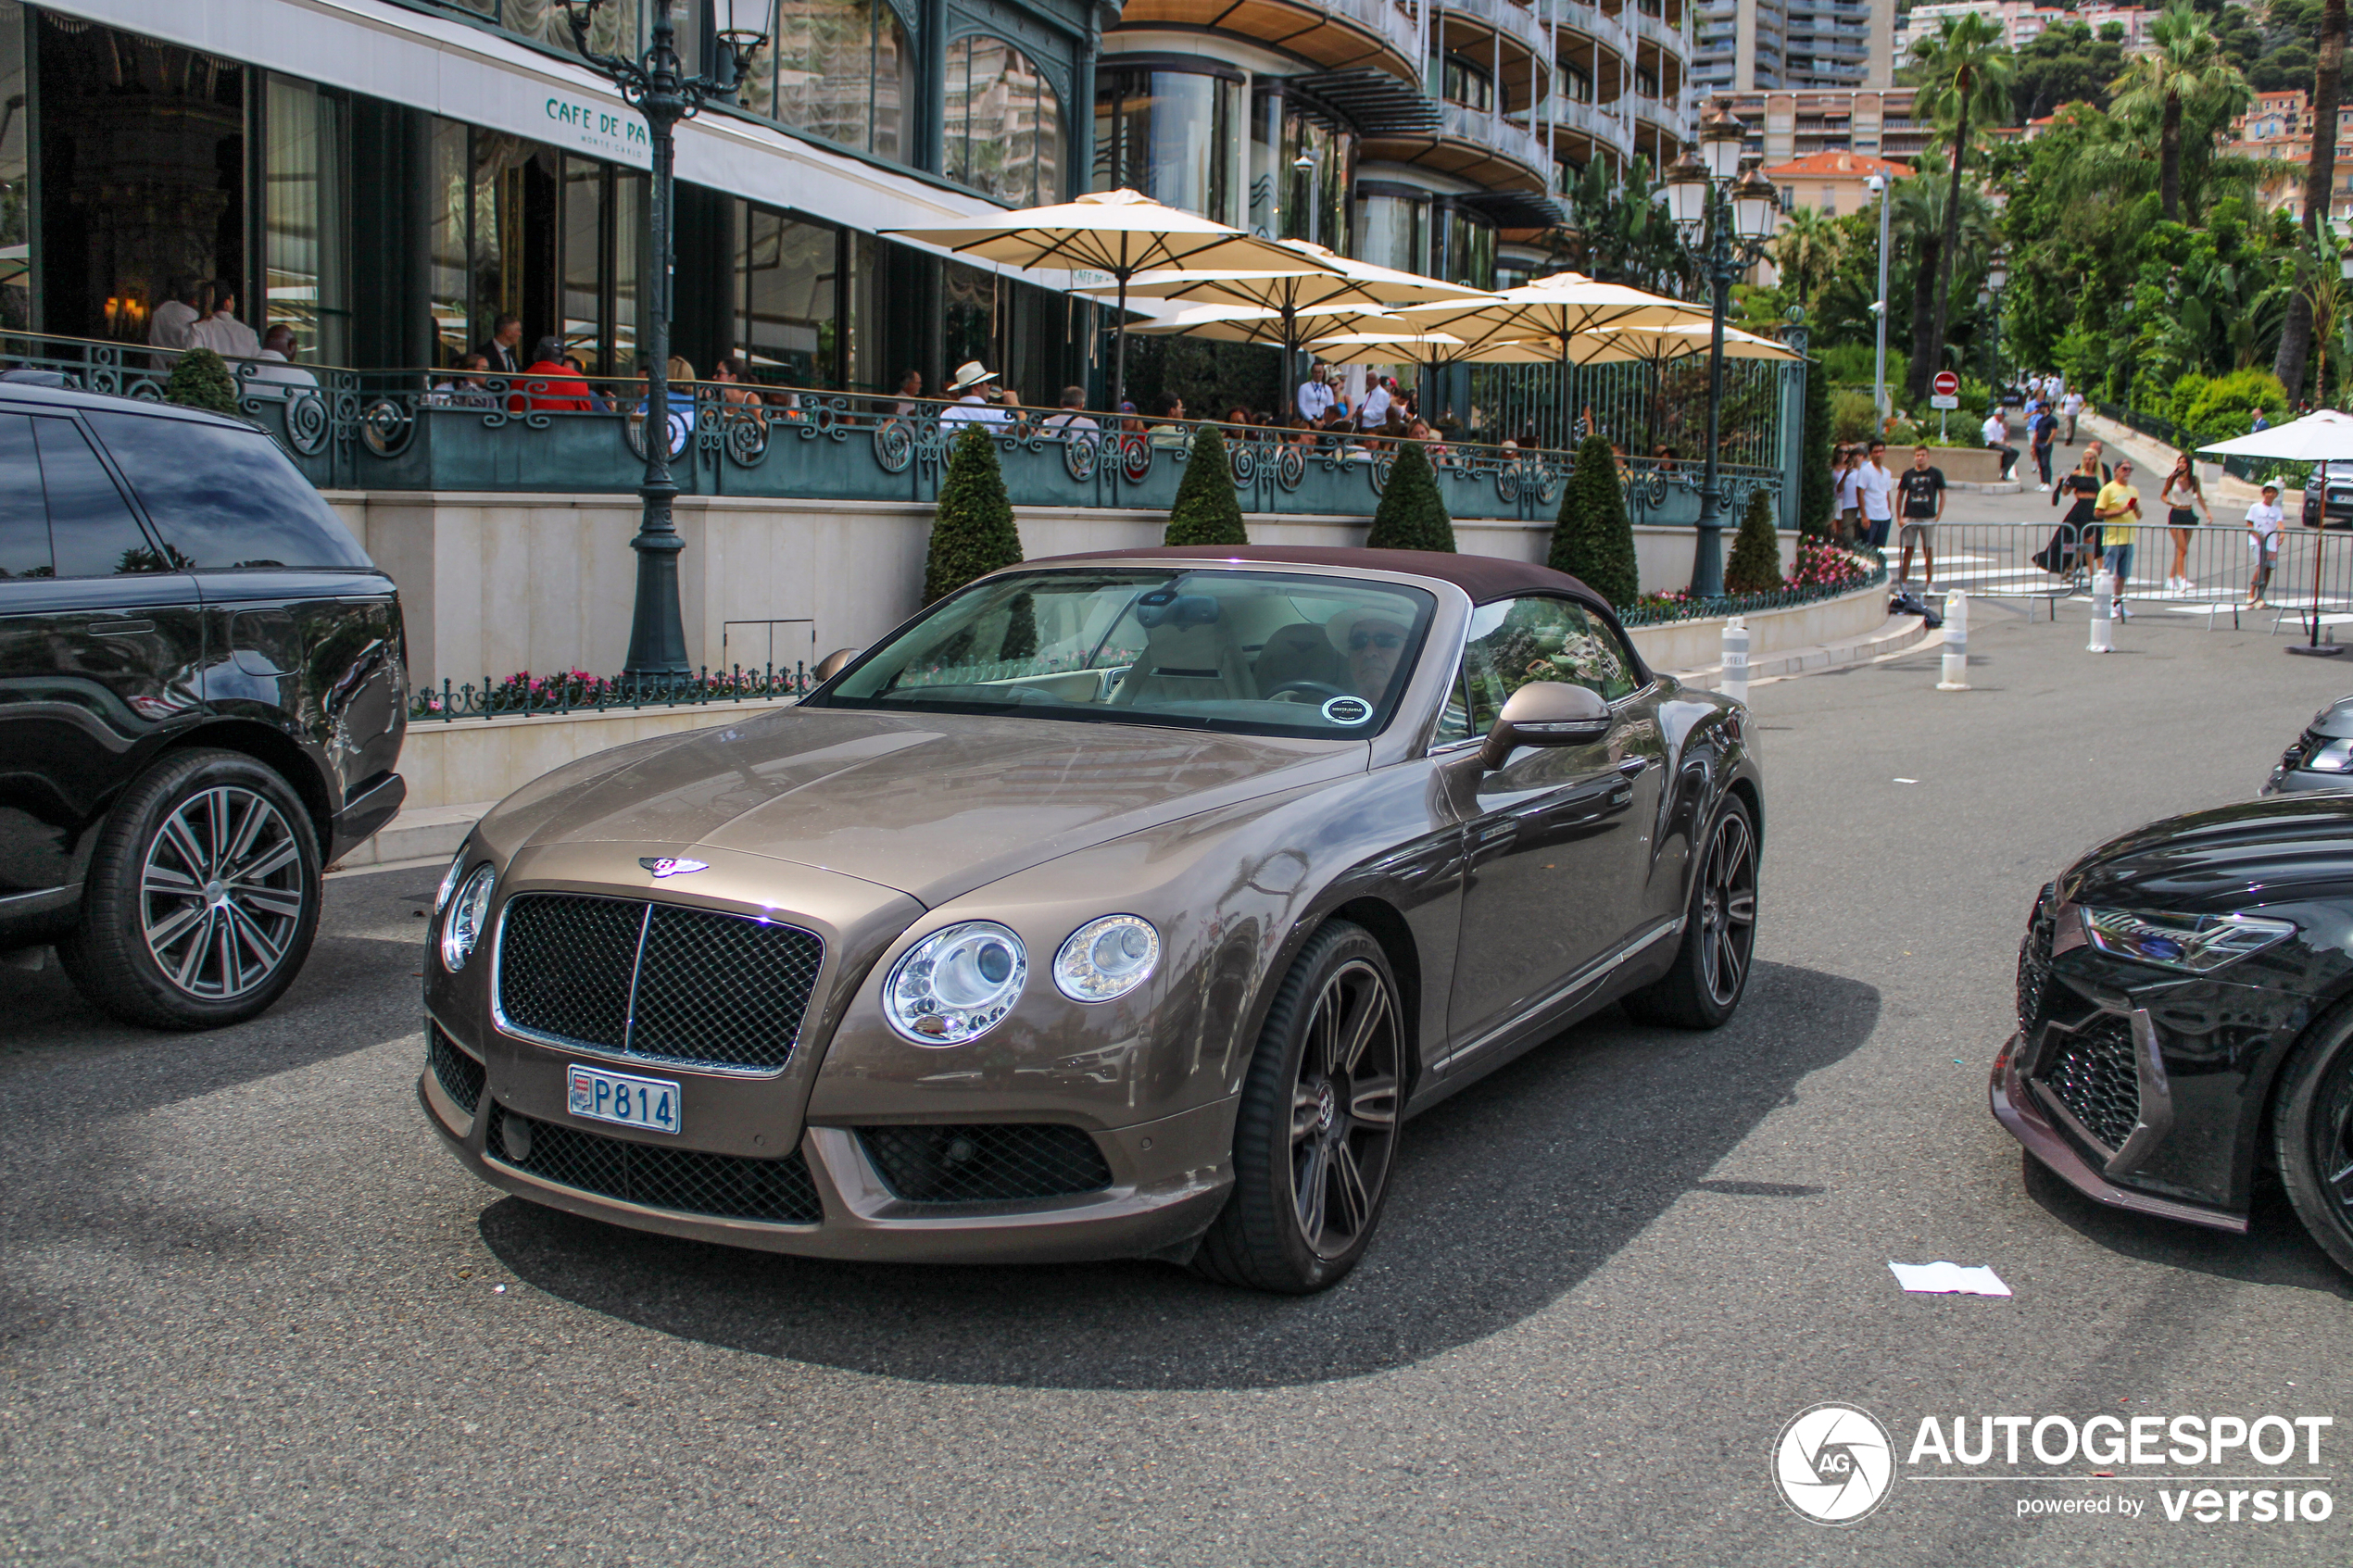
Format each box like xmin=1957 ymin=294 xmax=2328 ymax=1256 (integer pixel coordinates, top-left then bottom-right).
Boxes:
xmin=57 ymin=748 xmax=322 ymax=1030
xmin=1194 ymin=921 xmax=1403 ymax=1293
xmin=2273 ymin=1005 xmax=2353 ymax=1277
xmin=1623 ymin=793 xmax=1757 ymax=1030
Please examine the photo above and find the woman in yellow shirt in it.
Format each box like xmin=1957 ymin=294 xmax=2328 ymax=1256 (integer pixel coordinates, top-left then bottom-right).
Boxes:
xmin=2094 ymin=459 xmax=2141 ymax=621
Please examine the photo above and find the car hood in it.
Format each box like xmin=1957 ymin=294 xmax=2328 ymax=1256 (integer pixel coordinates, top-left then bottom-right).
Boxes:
xmin=2063 ymin=795 xmax=2353 ymax=916
xmin=482 ymin=705 xmax=1368 ymax=907
xmin=2305 ymin=696 xmax=2353 ymax=740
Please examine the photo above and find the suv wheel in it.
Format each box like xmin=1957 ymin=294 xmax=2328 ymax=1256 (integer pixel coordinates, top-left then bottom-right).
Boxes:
xmin=58 ymin=748 xmax=321 ymax=1030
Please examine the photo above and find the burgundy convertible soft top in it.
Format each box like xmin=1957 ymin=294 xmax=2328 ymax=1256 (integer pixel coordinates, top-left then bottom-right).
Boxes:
xmin=1042 ymin=545 xmax=1603 ymax=608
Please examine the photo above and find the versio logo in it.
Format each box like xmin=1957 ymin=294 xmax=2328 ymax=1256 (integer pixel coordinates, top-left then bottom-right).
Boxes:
xmin=1774 ymin=1403 xmax=1895 ymax=1524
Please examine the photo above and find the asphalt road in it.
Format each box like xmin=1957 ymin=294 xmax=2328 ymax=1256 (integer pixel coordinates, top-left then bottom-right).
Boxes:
xmin=6 ymin=595 xmax=2352 ymax=1565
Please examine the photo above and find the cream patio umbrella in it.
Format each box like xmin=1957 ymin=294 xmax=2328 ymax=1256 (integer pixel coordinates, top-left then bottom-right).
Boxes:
xmin=1085 ymin=240 xmax=1491 ymax=414
xmin=1562 ymin=320 xmax=1799 ymax=366
xmin=1396 ymin=271 xmax=1714 ymax=442
xmin=1125 ymin=301 xmax=1412 ymax=412
xmin=887 ymin=190 xmax=1331 ymax=417
xmin=2200 ymin=409 xmax=2353 ymax=654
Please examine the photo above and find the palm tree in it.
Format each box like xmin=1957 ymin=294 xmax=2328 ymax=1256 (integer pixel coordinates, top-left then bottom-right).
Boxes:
xmin=1908 ymin=12 xmax=2014 ymax=410
xmin=1771 ymin=207 xmax=1843 ymax=308
xmin=2109 ymin=6 xmax=2251 ymax=224
xmin=2278 ymin=0 xmax=2347 ymax=398
xmin=1893 ymin=172 xmax=1996 ymax=403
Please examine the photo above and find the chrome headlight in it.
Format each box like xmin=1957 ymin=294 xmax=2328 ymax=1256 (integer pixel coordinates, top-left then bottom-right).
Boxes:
xmin=434 ymin=844 xmax=468 ymax=913
xmin=1052 ymin=914 xmax=1160 ymax=1002
xmin=2081 ymin=908 xmax=2296 ymax=973
xmin=2303 ymin=737 xmax=2353 ymax=772
xmin=440 ymin=865 xmax=497 ymax=972
xmin=885 ymin=921 xmax=1027 ymax=1045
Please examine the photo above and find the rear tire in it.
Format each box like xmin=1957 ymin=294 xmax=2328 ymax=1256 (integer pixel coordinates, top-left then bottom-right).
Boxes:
xmin=57 ymin=748 xmax=321 ymax=1031
xmin=1622 ymin=793 xmax=1757 ymax=1030
xmin=2272 ymin=1006 xmax=2353 ymax=1278
xmin=1193 ymin=921 xmax=1403 ymax=1293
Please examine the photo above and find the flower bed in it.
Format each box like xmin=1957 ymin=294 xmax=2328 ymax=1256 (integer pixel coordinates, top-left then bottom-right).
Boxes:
xmin=1619 ymin=538 xmax=1882 ymax=628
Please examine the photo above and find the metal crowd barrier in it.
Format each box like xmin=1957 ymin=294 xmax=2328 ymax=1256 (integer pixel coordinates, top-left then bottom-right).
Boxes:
xmin=1869 ymin=519 xmax=2353 ymax=636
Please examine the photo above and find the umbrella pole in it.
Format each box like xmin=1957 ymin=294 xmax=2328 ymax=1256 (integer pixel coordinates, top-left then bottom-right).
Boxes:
xmin=1114 ymin=273 xmax=1130 ymax=423
xmin=2291 ymin=458 xmax=2345 ymax=656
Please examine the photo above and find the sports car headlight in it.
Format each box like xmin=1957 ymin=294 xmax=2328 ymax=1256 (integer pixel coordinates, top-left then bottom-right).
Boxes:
xmin=440 ymin=865 xmax=497 ymax=972
xmin=885 ymin=922 xmax=1027 ymax=1045
xmin=434 ymin=844 xmax=468 ymax=913
xmin=2080 ymin=908 xmax=2296 ymax=972
xmin=1052 ymin=914 xmax=1160 ymax=1002
xmin=2303 ymin=737 xmax=2353 ymax=772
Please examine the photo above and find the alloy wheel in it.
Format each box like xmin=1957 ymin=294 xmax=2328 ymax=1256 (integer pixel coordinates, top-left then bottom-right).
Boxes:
xmin=1696 ymin=808 xmax=1758 ymax=1009
xmin=1289 ymin=958 xmax=1401 ymax=1260
xmin=2308 ymin=1051 xmax=2353 ymax=1231
xmin=139 ymin=785 xmax=308 ymax=1000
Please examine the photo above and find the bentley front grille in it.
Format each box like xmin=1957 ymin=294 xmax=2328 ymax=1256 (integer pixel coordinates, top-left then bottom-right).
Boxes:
xmin=486 ymin=1106 xmax=823 ymax=1224
xmin=858 ymin=1123 xmax=1115 ymax=1204
xmin=496 ymin=893 xmax=824 ymax=1073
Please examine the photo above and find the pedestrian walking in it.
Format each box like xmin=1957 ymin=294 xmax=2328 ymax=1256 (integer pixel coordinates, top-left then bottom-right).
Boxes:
xmin=1857 ymin=440 xmax=1897 ymax=549
xmin=2029 ymin=400 xmax=2058 ymax=488
xmin=1981 ymin=406 xmax=2019 ymax=482
xmin=2060 ymin=387 xmax=2084 ymax=444
xmin=1833 ymin=444 xmax=1863 ymax=546
xmin=1894 ymin=445 xmax=1946 ymax=587
xmin=2042 ymin=445 xmax=2107 ymax=584
xmin=2158 ymin=455 xmax=2210 ymax=592
xmin=2246 ymin=481 xmax=2286 ymax=608
xmin=2095 ymin=458 xmax=2142 ymax=620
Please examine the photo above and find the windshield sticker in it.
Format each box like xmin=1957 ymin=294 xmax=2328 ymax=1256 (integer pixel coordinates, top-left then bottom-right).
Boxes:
xmin=1321 ymin=696 xmax=1373 ymax=726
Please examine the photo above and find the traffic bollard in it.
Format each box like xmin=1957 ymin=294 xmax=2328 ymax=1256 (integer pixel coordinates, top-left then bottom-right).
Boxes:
xmin=2087 ymin=571 xmax=2114 ymax=653
xmin=1937 ymin=590 xmax=1969 ymax=689
xmin=1719 ymin=616 xmax=1750 ymax=703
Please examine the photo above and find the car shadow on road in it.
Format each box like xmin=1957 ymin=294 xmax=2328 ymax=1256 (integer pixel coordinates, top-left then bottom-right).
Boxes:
xmin=479 ymin=959 xmax=1880 ymax=1390
xmin=2020 ymin=1152 xmax=2350 ymax=1297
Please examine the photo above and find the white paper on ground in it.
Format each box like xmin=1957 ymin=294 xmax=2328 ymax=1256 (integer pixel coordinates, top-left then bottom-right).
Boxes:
xmin=1888 ymin=1261 xmax=2012 ymax=1297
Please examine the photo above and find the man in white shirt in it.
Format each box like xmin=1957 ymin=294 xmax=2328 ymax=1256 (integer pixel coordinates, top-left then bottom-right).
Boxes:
xmin=1356 ymin=376 xmax=1391 ymax=432
xmin=1296 ymin=361 xmax=1335 ymax=424
xmin=2060 ymin=388 xmax=2084 ymax=444
xmin=244 ymin=325 xmax=319 ymax=396
xmin=1040 ymin=384 xmax=1100 ymax=444
xmin=2246 ymin=481 xmax=2286 ymax=608
xmin=938 ymin=360 xmax=1011 ymax=433
xmin=186 ymin=279 xmax=259 ymax=360
xmin=148 ymin=277 xmax=205 ymax=352
xmin=1857 ymin=439 xmax=1897 ymax=548
xmin=1981 ymin=408 xmax=2018 ymax=481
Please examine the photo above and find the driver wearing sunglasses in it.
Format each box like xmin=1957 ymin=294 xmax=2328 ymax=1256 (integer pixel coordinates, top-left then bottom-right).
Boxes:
xmin=1327 ymin=606 xmax=1413 ymax=702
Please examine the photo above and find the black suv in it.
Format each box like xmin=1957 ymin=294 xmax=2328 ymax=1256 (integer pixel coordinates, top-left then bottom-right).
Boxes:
xmin=0 ymin=381 xmax=405 ymax=1027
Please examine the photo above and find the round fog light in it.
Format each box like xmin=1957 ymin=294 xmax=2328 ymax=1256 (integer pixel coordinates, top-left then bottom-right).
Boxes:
xmin=502 ymin=1114 xmax=534 ymax=1162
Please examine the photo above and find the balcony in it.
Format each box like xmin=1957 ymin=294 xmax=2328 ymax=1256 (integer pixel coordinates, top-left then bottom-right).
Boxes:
xmin=1627 ymin=4 xmax=1687 ymax=62
xmin=1115 ymin=0 xmax=1422 ymax=82
xmin=1546 ymin=93 xmax=1635 ymax=161
xmin=1441 ymin=0 xmax=1554 ymax=78
xmin=1557 ymin=0 xmax=1635 ymax=69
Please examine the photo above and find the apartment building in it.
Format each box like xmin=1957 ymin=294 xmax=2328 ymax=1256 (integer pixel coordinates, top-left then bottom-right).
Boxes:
xmin=1692 ymin=0 xmax=1894 ymax=95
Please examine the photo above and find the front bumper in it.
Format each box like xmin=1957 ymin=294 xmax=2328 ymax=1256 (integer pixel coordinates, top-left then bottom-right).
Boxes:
xmin=2262 ymin=764 xmax=2353 ymax=797
xmin=1989 ymin=1032 xmax=2246 ymax=1234
xmin=419 ymin=1043 xmax=1233 ymax=1265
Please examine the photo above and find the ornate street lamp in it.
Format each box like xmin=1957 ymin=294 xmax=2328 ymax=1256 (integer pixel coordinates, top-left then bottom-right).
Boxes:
xmin=1664 ymin=104 xmax=1779 ymax=599
xmin=557 ymin=0 xmax=773 ymax=681
xmin=1978 ymin=247 xmax=2009 ymax=395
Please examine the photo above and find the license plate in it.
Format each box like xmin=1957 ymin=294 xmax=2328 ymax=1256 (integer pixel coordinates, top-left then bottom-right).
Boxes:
xmin=567 ymin=1063 xmax=681 ymax=1135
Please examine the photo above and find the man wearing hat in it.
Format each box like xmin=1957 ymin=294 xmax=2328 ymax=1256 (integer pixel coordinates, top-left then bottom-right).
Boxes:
xmin=939 ymin=360 xmax=1011 ymax=433
xmin=1325 ymin=600 xmax=1416 ymax=705
xmin=2246 ymin=479 xmax=2286 ymax=609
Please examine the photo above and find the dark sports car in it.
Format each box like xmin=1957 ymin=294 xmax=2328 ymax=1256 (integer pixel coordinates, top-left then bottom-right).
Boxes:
xmin=1994 ymin=794 xmax=2353 ymax=1273
xmin=2265 ymin=694 xmax=2353 ymax=796
xmin=420 ymin=546 xmax=1764 ymax=1293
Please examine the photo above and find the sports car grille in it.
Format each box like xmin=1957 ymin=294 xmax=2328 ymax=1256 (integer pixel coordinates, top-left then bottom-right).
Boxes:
xmin=486 ymin=1106 xmax=823 ymax=1224
xmin=859 ymin=1124 xmax=1115 ymax=1204
xmin=428 ymin=1022 xmax=484 ymax=1115
xmin=497 ymin=893 xmax=824 ymax=1073
xmin=2039 ymin=1014 xmax=2142 ymax=1151
xmin=2017 ymin=886 xmax=2057 ymax=1037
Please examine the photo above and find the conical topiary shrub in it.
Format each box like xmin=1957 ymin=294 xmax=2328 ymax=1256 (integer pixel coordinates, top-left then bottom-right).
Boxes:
xmin=1164 ymin=423 xmax=1249 ymax=546
xmin=924 ymin=423 xmax=1023 ymax=605
xmin=164 ymin=346 xmax=241 ymax=417
xmin=1549 ymin=433 xmax=1639 ymax=608
xmin=1723 ymin=488 xmax=1785 ymax=594
xmin=1365 ymin=440 xmax=1456 ymax=551
xmin=1800 ymin=355 xmax=1832 ymax=538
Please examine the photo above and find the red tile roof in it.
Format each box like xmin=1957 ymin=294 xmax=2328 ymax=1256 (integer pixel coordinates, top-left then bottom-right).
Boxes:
xmin=1760 ymin=151 xmax=1914 ymax=180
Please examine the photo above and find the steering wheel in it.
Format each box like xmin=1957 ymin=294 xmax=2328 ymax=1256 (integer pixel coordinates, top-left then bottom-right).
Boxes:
xmin=1262 ymin=679 xmax=1352 ymax=704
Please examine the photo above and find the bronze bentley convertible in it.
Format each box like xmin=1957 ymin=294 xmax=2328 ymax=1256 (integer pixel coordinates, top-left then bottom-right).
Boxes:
xmin=419 ymin=546 xmax=1762 ymax=1292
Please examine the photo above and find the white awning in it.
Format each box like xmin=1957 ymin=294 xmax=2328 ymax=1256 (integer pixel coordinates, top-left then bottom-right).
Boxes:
xmin=36 ymin=0 xmax=1029 ymax=250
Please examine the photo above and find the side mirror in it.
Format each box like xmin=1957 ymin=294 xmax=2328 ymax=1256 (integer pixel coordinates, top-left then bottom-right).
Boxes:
xmin=812 ymin=646 xmax=860 ymax=684
xmin=1478 ymin=681 xmax=1611 ymax=769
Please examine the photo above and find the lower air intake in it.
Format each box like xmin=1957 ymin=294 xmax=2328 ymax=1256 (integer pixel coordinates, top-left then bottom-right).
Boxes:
xmin=2038 ymin=1013 xmax=2142 ymax=1152
xmin=858 ymin=1123 xmax=1114 ymax=1204
xmin=487 ymin=1107 xmax=822 ymax=1224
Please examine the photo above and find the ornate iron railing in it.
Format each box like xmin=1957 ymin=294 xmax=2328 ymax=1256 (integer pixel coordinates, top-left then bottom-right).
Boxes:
xmin=0 ymin=329 xmax=1789 ymax=528
xmin=409 ymin=663 xmax=812 ymax=721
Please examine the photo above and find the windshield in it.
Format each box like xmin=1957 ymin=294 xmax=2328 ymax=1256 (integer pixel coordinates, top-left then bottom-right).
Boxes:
xmin=815 ymin=568 xmax=1439 ymax=738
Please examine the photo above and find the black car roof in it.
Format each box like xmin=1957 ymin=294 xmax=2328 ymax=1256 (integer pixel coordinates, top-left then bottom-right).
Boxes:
xmin=0 ymin=375 xmax=258 ymax=432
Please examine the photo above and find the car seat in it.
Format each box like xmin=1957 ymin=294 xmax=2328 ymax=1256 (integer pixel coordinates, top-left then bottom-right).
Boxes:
xmin=1252 ymin=621 xmax=1351 ymax=696
xmin=1112 ymin=593 xmax=1256 ymax=705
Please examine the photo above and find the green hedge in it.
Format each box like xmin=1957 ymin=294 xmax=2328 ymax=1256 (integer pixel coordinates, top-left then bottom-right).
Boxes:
xmin=1365 ymin=441 xmax=1456 ymax=551
xmin=1164 ymin=424 xmax=1249 ymax=546
xmin=924 ymin=424 xmax=1023 ymax=605
xmin=1550 ymin=434 xmax=1639 ymax=607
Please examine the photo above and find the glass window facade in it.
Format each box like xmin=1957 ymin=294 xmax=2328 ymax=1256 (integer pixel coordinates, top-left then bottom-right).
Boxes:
xmin=1279 ymin=109 xmax=1352 ymax=251
xmin=0 ymin=3 xmax=25 ymax=332
xmin=744 ymin=0 xmax=913 ymax=161
xmin=1096 ymin=68 xmax=1237 ymax=227
xmin=1354 ymin=191 xmax=1428 ymax=277
xmin=734 ymin=202 xmax=838 ymax=387
xmin=1441 ymin=56 xmax=1492 ymax=112
xmin=264 ymin=76 xmax=350 ymax=366
xmin=945 ymin=34 xmax=1062 ymax=207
